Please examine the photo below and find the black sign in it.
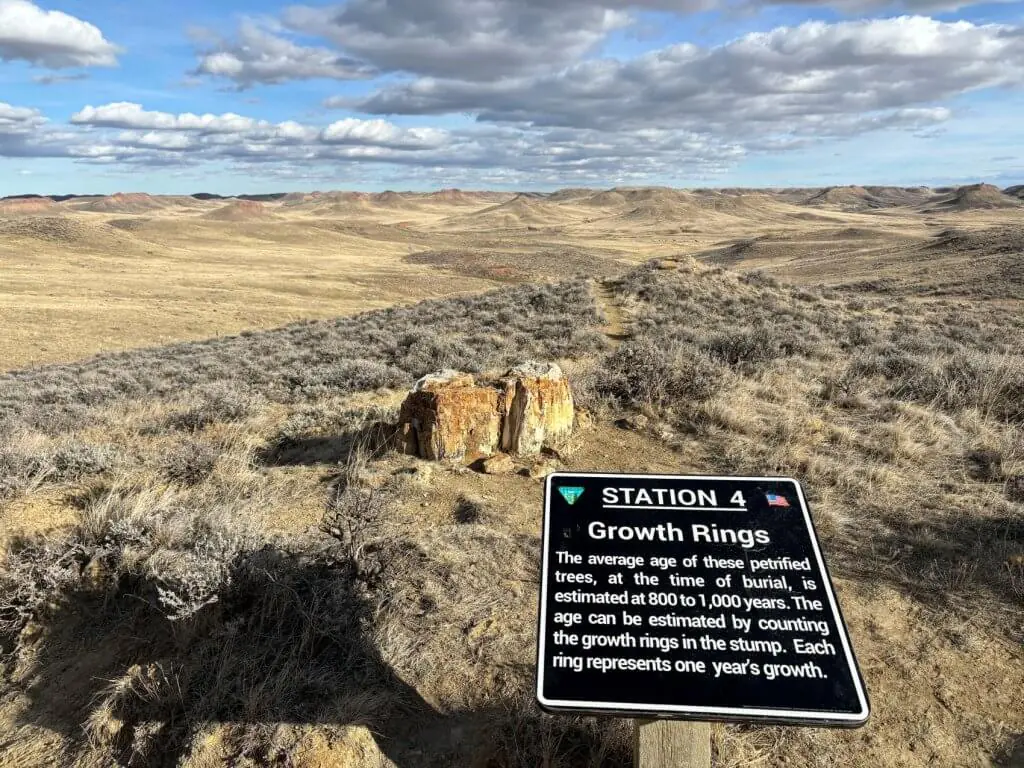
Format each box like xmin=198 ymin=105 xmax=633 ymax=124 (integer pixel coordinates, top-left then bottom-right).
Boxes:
xmin=536 ymin=472 xmax=869 ymax=726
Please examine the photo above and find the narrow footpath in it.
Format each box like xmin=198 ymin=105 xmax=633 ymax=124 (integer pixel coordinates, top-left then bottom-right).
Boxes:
xmin=592 ymin=279 xmax=630 ymax=348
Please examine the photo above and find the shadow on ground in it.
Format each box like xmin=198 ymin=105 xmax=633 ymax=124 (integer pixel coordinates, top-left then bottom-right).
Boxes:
xmin=831 ymin=507 xmax=1023 ymax=634
xmin=997 ymin=734 xmax=1024 ymax=768
xmin=256 ymin=435 xmax=355 ymax=467
xmin=6 ymin=542 xmax=628 ymax=767
xmin=255 ymin=420 xmax=398 ymax=468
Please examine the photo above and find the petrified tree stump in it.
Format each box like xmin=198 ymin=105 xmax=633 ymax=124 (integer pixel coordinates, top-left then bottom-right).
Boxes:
xmin=398 ymin=370 xmax=502 ymax=461
xmin=500 ymin=362 xmax=574 ymax=456
xmin=398 ymin=362 xmax=574 ymax=462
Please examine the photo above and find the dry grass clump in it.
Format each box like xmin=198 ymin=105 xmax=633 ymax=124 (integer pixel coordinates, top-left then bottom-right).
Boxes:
xmin=0 ymin=442 xmax=43 ymax=502
xmin=847 ymin=347 xmax=1024 ymax=422
xmin=0 ymin=434 xmax=117 ymax=501
xmin=43 ymin=440 xmax=117 ymax=481
xmin=598 ymin=338 xmax=727 ymax=408
xmin=160 ymin=441 xmax=220 ymax=486
xmin=0 ymin=531 xmax=86 ymax=636
xmin=1 ymin=485 xmax=244 ymax=632
xmin=256 ymin=403 xmax=400 ymax=469
xmin=163 ymin=383 xmax=261 ymax=433
xmin=272 ymin=402 xmax=399 ymax=449
xmin=486 ymin=695 xmax=631 ymax=768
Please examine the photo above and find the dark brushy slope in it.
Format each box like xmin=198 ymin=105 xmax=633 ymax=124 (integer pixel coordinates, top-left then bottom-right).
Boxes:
xmin=1 ymin=281 xmax=605 ymax=436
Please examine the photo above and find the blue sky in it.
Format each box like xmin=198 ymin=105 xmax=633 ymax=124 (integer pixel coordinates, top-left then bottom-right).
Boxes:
xmin=1 ymin=0 xmax=1022 ymax=194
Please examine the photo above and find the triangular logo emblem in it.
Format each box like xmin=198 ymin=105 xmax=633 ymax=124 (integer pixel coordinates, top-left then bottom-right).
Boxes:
xmin=558 ymin=486 xmax=585 ymax=505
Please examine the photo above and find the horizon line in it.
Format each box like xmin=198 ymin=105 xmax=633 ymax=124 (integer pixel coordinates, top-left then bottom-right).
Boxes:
xmin=2 ymin=180 xmax=1020 ymax=201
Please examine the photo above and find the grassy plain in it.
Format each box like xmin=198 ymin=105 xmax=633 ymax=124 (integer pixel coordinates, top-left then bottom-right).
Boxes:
xmin=0 ymin=184 xmax=1022 ymax=767
xmin=3 ymin=185 xmax=1020 ymax=369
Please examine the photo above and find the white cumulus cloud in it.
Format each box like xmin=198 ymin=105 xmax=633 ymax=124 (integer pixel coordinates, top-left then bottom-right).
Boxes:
xmin=0 ymin=0 xmax=119 ymax=68
xmin=71 ymin=103 xmax=259 ymax=133
xmin=56 ymin=103 xmax=455 ymax=166
xmin=0 ymin=101 xmax=46 ymax=130
xmin=320 ymin=118 xmax=448 ymax=148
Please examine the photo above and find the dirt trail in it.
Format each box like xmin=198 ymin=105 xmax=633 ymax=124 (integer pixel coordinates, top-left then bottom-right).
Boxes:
xmin=592 ymin=279 xmax=629 ymax=347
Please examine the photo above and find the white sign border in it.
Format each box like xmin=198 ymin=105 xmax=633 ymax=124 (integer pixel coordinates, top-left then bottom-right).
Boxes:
xmin=535 ymin=472 xmax=871 ymax=725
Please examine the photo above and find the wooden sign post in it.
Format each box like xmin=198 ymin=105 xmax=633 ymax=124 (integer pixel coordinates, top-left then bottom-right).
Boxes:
xmin=535 ymin=472 xmax=870 ymax=766
xmin=635 ymin=720 xmax=710 ymax=768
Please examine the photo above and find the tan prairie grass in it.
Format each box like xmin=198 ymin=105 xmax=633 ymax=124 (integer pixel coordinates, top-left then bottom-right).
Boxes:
xmin=0 ymin=196 xmax=1022 ymax=766
xmin=2 ymin=188 xmax=1021 ymax=370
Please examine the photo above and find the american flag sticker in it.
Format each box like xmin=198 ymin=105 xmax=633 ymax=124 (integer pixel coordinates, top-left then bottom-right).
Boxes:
xmin=765 ymin=492 xmax=790 ymax=507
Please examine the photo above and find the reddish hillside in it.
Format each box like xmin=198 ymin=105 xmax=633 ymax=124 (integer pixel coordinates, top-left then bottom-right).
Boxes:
xmin=79 ymin=192 xmax=166 ymax=213
xmin=0 ymin=197 xmax=57 ymax=216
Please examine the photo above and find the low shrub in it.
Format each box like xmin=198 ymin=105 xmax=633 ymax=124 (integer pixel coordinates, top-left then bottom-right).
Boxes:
xmin=44 ymin=440 xmax=115 ymax=482
xmin=321 ymin=482 xmax=393 ymax=563
xmin=0 ymin=438 xmax=113 ymax=501
xmin=0 ymin=532 xmax=87 ymax=635
xmin=0 ymin=444 xmax=33 ymax=501
xmin=166 ymin=383 xmax=257 ymax=432
xmin=598 ymin=339 xmax=726 ymax=409
xmin=701 ymin=324 xmax=811 ymax=368
xmin=740 ymin=270 xmax=780 ymax=289
xmin=298 ymin=359 xmax=406 ymax=392
xmin=161 ymin=441 xmax=220 ymax=486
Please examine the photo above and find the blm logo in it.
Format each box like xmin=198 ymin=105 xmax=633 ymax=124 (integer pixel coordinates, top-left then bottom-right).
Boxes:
xmin=558 ymin=486 xmax=584 ymax=505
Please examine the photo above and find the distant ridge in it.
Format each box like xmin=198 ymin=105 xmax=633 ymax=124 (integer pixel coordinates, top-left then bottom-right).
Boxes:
xmin=805 ymin=186 xmax=885 ymax=211
xmin=1 ymin=184 xmax=1021 ymax=207
xmin=370 ymin=190 xmax=416 ymax=209
xmin=191 ymin=192 xmax=287 ymax=202
xmin=0 ymin=197 xmax=58 ymax=215
xmin=201 ymin=200 xmax=276 ymax=221
xmin=423 ymin=188 xmax=491 ymax=205
xmin=546 ymin=188 xmax=596 ymax=202
xmin=931 ymin=183 xmax=1021 ymax=211
xmin=78 ymin=193 xmax=166 ymax=213
xmin=0 ymin=193 xmax=101 ymax=202
xmin=580 ymin=190 xmax=628 ymax=207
